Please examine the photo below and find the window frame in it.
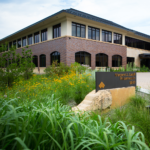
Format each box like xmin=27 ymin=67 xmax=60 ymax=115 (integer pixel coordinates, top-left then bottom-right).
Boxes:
xmin=17 ymin=38 xmax=21 ymax=48
xmin=72 ymin=22 xmax=86 ymax=38
xmin=75 ymin=51 xmax=91 ymax=66
xmin=9 ymin=42 xmax=12 ymax=49
xmin=13 ymin=40 xmax=16 ymax=47
xmin=22 ymin=36 xmax=26 ymax=47
xmin=41 ymin=29 xmax=47 ymax=42
xmin=28 ymin=34 xmax=32 ymax=45
xmin=33 ymin=55 xmax=38 ymax=67
xmin=112 ymin=55 xmax=122 ymax=67
xmin=88 ymin=26 xmax=100 ymax=40
xmin=50 ymin=51 xmax=60 ymax=65
xmin=34 ymin=32 xmax=39 ymax=43
xmin=102 ymin=29 xmax=112 ymax=43
xmin=96 ymin=53 xmax=108 ymax=67
xmin=53 ymin=24 xmax=61 ymax=38
xmin=40 ymin=54 xmax=46 ymax=67
xmin=114 ymin=32 xmax=122 ymax=44
xmin=125 ymin=36 xmax=150 ymax=50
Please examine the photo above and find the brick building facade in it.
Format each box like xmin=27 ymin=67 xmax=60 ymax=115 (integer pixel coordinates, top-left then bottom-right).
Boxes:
xmin=0 ymin=8 xmax=150 ymax=70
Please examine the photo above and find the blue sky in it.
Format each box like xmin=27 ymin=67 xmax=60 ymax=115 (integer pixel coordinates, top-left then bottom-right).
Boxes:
xmin=0 ymin=0 xmax=150 ymax=39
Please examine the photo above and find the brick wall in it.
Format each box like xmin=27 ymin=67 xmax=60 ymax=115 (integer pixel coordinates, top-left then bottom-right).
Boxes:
xmin=66 ymin=37 xmax=127 ymax=69
xmin=16 ymin=37 xmax=67 ymax=69
xmin=5 ymin=36 xmax=126 ymax=69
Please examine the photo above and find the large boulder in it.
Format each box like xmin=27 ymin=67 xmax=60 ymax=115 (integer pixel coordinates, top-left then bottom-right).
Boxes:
xmin=72 ymin=90 xmax=112 ymax=112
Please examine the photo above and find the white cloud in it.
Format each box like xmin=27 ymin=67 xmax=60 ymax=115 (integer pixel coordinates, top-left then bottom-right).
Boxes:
xmin=0 ymin=0 xmax=150 ymax=39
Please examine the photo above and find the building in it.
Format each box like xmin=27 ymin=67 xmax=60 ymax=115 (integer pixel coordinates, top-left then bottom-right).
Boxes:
xmin=0 ymin=8 xmax=150 ymax=72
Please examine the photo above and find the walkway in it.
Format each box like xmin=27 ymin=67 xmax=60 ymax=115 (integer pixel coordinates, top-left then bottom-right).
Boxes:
xmin=137 ymin=73 xmax=150 ymax=90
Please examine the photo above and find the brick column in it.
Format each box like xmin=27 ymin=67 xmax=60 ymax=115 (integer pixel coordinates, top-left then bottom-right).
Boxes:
xmin=108 ymin=55 xmax=112 ymax=67
xmin=91 ymin=53 xmax=95 ymax=69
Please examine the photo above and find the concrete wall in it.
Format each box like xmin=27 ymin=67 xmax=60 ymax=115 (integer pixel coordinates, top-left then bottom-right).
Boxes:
xmin=127 ymin=47 xmax=150 ymax=67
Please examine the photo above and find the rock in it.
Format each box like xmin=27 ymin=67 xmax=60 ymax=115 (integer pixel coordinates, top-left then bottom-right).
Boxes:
xmin=72 ymin=90 xmax=112 ymax=112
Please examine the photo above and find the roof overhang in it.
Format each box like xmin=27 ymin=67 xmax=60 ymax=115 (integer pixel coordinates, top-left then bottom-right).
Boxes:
xmin=0 ymin=8 xmax=150 ymax=43
xmin=139 ymin=53 xmax=150 ymax=59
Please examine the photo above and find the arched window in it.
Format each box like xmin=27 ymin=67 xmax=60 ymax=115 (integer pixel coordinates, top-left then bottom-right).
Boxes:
xmin=33 ymin=55 xmax=38 ymax=67
xmin=51 ymin=51 xmax=60 ymax=64
xmin=96 ymin=53 xmax=108 ymax=67
xmin=75 ymin=51 xmax=91 ymax=66
xmin=40 ymin=54 xmax=46 ymax=67
xmin=112 ymin=55 xmax=122 ymax=67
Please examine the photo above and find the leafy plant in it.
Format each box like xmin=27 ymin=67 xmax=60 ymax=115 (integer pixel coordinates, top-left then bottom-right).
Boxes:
xmin=0 ymin=95 xmax=149 ymax=150
xmin=0 ymin=43 xmax=35 ymax=90
xmin=19 ymin=47 xmax=35 ymax=80
xmin=44 ymin=60 xmax=70 ymax=77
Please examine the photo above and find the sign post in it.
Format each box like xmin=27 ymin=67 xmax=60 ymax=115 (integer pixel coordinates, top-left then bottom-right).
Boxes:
xmin=96 ymin=72 xmax=136 ymax=92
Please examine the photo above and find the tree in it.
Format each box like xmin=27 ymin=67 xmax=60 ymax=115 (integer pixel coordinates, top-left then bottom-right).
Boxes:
xmin=0 ymin=43 xmax=35 ymax=90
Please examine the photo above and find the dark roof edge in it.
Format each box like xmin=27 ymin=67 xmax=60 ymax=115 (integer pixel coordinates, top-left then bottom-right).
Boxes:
xmin=0 ymin=9 xmax=66 ymax=41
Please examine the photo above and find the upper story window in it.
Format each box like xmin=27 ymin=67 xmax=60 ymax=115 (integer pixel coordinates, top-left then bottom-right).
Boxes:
xmin=72 ymin=22 xmax=85 ymax=38
xmin=22 ymin=37 xmax=26 ymax=47
xmin=28 ymin=34 xmax=32 ymax=45
xmin=125 ymin=36 xmax=150 ymax=50
xmin=9 ymin=42 xmax=12 ymax=49
xmin=17 ymin=39 xmax=21 ymax=48
xmin=53 ymin=24 xmax=61 ymax=38
xmin=41 ymin=29 xmax=47 ymax=41
xmin=13 ymin=40 xmax=16 ymax=47
xmin=114 ymin=33 xmax=122 ymax=44
xmin=102 ymin=30 xmax=112 ymax=43
xmin=34 ymin=32 xmax=39 ymax=43
xmin=88 ymin=26 xmax=100 ymax=40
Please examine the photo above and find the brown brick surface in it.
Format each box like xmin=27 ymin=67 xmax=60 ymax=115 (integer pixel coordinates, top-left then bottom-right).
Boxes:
xmin=12 ymin=36 xmax=127 ymax=69
xmin=66 ymin=37 xmax=127 ymax=69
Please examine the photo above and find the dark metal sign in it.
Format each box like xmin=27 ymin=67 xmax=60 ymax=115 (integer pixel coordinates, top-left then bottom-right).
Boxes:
xmin=96 ymin=72 xmax=136 ymax=92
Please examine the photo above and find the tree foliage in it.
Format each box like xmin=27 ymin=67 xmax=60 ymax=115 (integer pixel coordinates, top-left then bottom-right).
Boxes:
xmin=0 ymin=43 xmax=35 ymax=90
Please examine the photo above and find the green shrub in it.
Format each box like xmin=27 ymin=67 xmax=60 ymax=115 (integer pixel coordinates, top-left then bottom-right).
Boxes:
xmin=139 ymin=65 xmax=150 ymax=72
xmin=70 ymin=62 xmax=87 ymax=73
xmin=44 ymin=60 xmax=70 ymax=77
xmin=129 ymin=95 xmax=146 ymax=108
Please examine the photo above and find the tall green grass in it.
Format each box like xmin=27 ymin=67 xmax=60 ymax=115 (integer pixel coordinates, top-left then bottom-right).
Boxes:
xmin=100 ymin=95 xmax=150 ymax=147
xmin=0 ymin=95 xmax=149 ymax=149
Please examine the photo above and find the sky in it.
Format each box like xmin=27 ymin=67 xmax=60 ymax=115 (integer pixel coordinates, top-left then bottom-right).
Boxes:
xmin=0 ymin=0 xmax=150 ymax=39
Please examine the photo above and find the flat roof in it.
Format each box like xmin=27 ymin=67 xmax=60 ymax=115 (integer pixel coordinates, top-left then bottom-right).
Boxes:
xmin=1 ymin=8 xmax=150 ymax=41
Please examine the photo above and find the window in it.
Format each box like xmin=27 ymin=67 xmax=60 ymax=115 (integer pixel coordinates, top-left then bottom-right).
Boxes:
xmin=13 ymin=40 xmax=16 ymax=47
xmin=9 ymin=42 xmax=12 ymax=49
xmin=33 ymin=55 xmax=38 ymax=67
xmin=28 ymin=34 xmax=32 ymax=45
xmin=96 ymin=53 xmax=108 ymax=67
xmin=34 ymin=32 xmax=39 ymax=43
xmin=72 ymin=22 xmax=85 ymax=38
xmin=22 ymin=37 xmax=26 ymax=47
xmin=125 ymin=36 xmax=150 ymax=50
xmin=75 ymin=51 xmax=91 ymax=66
xmin=17 ymin=39 xmax=21 ymax=48
xmin=40 ymin=54 xmax=46 ymax=67
xmin=41 ymin=29 xmax=47 ymax=41
xmin=112 ymin=55 xmax=122 ymax=67
xmin=51 ymin=51 xmax=60 ymax=64
xmin=88 ymin=26 xmax=100 ymax=40
xmin=53 ymin=24 xmax=61 ymax=38
xmin=127 ymin=57 xmax=134 ymax=67
xmin=102 ymin=30 xmax=112 ymax=43
xmin=114 ymin=33 xmax=122 ymax=44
